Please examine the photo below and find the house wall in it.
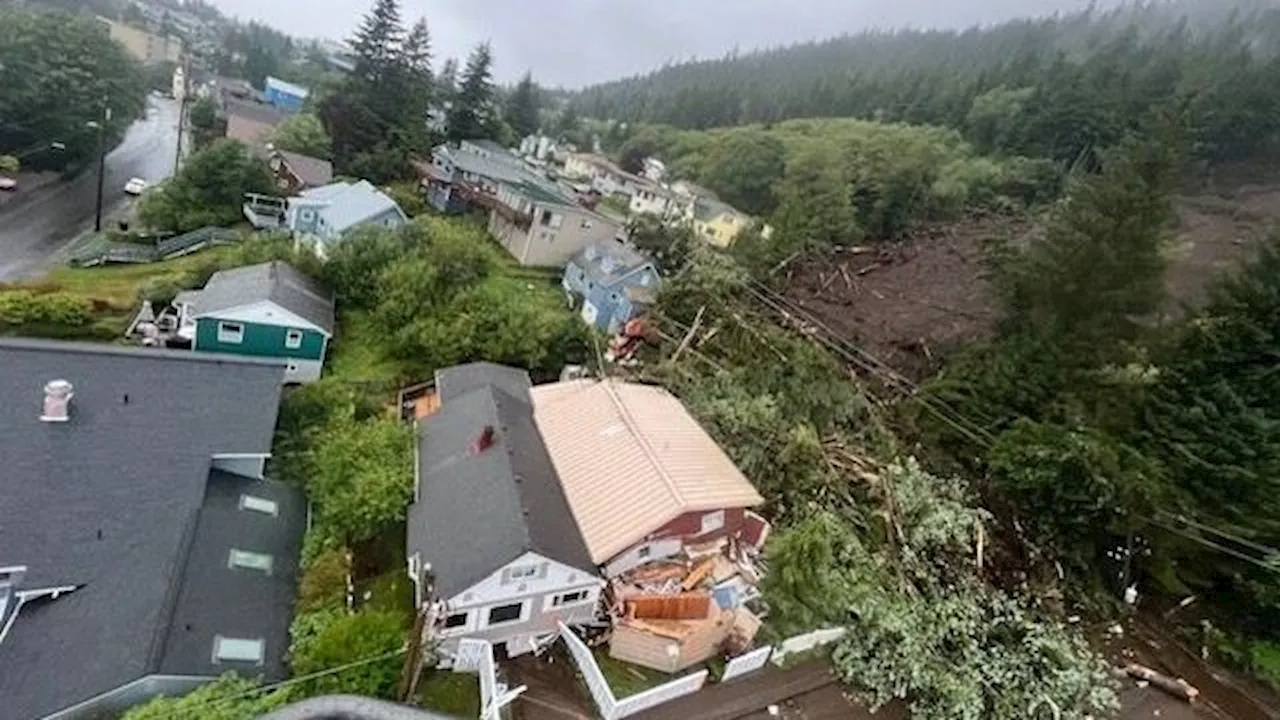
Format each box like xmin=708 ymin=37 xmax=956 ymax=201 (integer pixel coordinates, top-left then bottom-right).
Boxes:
xmin=266 ymin=87 xmax=306 ymax=113
xmin=46 ymin=674 xmax=212 ymax=720
xmin=628 ymin=188 xmax=673 ymax=217
xmin=563 ymin=261 xmax=659 ymax=333
xmin=430 ymin=552 xmax=604 ymax=653
xmin=602 ymin=509 xmax=748 ymax=578
xmin=520 ymin=204 xmax=621 ymax=268
xmin=193 ymin=313 xmax=328 ymax=384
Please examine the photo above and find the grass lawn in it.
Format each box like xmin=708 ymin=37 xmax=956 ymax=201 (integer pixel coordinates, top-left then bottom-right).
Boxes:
xmin=325 ymin=310 xmax=413 ymax=386
xmin=416 ymin=671 xmax=482 ymax=716
xmin=593 ymin=647 xmax=671 ymax=697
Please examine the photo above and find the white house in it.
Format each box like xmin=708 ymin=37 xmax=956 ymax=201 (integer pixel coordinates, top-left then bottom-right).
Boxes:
xmin=406 ymin=364 xmax=603 ymax=658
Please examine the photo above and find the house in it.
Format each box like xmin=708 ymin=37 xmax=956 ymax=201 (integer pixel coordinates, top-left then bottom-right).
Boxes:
xmin=172 ymin=261 xmax=335 ymax=384
xmin=692 ymin=199 xmax=770 ymax=248
xmin=529 ymin=378 xmax=769 ymax=673
xmin=98 ymin=17 xmax=183 ymax=65
xmin=487 ymin=181 xmax=623 ymax=267
xmin=420 ymin=141 xmax=534 ymax=215
xmin=224 ymin=99 xmax=289 ymax=149
xmin=529 ymin=378 xmax=765 ymax=574
xmin=267 ymin=148 xmax=334 ymax=194
xmin=274 ymin=180 xmax=408 ymax=255
xmin=562 ymin=241 xmax=660 ymax=333
xmin=263 ymin=76 xmax=310 ymax=114
xmin=628 ymin=180 xmax=681 ymax=219
xmin=0 ymin=339 xmax=304 ymax=719
xmin=642 ymin=157 xmax=666 ymax=182
xmin=407 ymin=363 xmax=603 ymax=659
xmin=562 ymin=153 xmax=644 ymax=198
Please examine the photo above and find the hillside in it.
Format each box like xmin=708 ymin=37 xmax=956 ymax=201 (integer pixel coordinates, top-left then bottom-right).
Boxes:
xmin=576 ymin=0 xmax=1280 ymax=168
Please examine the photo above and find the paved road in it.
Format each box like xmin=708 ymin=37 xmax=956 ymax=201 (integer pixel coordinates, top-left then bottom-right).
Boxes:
xmin=0 ymin=95 xmax=181 ymax=281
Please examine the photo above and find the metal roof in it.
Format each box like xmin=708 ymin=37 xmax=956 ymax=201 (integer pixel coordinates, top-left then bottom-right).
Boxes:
xmin=531 ymin=380 xmax=765 ymax=564
xmin=295 ymin=180 xmax=407 ymax=236
xmin=0 ymin=339 xmax=286 ymax=719
xmin=570 ymin=241 xmax=652 ymax=287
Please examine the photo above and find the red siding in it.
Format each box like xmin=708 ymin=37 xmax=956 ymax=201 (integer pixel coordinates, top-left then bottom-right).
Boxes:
xmin=651 ymin=508 xmax=746 ymax=545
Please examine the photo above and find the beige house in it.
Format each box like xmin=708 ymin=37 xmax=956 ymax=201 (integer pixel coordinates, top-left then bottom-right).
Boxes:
xmin=99 ymin=18 xmax=183 ymax=65
xmin=486 ymin=181 xmax=622 ymax=268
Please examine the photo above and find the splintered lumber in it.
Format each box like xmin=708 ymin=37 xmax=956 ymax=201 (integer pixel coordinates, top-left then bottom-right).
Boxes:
xmin=682 ymin=558 xmax=716 ymax=591
xmin=1124 ymin=663 xmax=1200 ymax=702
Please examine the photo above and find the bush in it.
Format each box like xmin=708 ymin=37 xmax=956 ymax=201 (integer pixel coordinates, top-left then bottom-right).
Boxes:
xmin=290 ymin=609 xmax=406 ymax=698
xmin=0 ymin=290 xmax=92 ymax=327
xmin=305 ymin=416 xmax=414 ymax=549
xmin=298 ymin=548 xmax=351 ymax=613
xmin=385 ymin=181 xmax=428 ymax=217
xmin=121 ymin=673 xmax=290 ymax=720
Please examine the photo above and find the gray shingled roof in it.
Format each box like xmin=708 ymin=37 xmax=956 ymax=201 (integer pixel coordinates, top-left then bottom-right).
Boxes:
xmin=408 ymin=372 xmax=594 ymax=600
xmin=277 ymin=150 xmax=334 ymax=188
xmin=435 ymin=362 xmax=533 ymax=406
xmin=571 ymin=241 xmax=653 ymax=287
xmin=0 ymin=339 xmax=285 ymax=720
xmin=183 ymin=261 xmax=336 ymax=335
xmin=158 ymin=471 xmax=306 ymax=680
xmin=296 ymin=180 xmax=407 ymax=236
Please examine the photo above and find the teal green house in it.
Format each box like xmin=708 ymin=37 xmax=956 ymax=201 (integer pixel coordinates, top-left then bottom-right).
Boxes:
xmin=174 ymin=261 xmax=335 ymax=384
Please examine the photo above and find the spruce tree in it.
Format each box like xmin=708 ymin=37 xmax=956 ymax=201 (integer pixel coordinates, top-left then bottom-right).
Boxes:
xmin=350 ymin=0 xmax=404 ymax=86
xmin=504 ymin=72 xmax=540 ymax=139
xmin=446 ymin=43 xmax=497 ymax=143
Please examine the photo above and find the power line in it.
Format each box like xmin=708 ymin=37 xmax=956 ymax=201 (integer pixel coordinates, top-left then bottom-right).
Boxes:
xmin=190 ymin=646 xmax=408 ymax=713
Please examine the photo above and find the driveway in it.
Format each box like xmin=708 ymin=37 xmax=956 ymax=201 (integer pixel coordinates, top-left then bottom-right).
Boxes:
xmin=0 ymin=95 xmax=181 ymax=281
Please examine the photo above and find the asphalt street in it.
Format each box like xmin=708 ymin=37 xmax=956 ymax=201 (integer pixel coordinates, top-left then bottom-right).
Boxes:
xmin=0 ymin=95 xmax=181 ymax=281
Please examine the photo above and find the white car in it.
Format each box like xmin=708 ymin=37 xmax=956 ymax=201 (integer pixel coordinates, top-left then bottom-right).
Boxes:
xmin=123 ymin=177 xmax=148 ymax=196
xmin=0 ymin=177 xmax=16 ymax=191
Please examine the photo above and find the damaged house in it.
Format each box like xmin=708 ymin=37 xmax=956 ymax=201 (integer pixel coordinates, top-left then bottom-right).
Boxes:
xmin=407 ymin=363 xmax=770 ymax=673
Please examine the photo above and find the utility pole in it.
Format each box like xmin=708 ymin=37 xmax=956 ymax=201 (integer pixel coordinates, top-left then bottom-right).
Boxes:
xmin=92 ymin=99 xmax=112 ymax=233
xmin=173 ymin=56 xmax=189 ymax=174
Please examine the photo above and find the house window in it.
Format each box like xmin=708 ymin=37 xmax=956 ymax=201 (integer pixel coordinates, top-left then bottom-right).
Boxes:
xmin=285 ymin=329 xmax=304 ymax=349
xmin=610 ymin=293 xmax=620 ymax=303
xmin=217 ymin=322 xmax=244 ymax=344
xmin=551 ymin=590 xmax=591 ymax=607
xmin=700 ymin=510 xmax=726 ymax=535
xmin=213 ymin=636 xmax=264 ymax=665
xmin=507 ymin=565 xmax=538 ymax=582
xmin=540 ymin=210 xmax=553 ymax=226
xmin=443 ymin=612 xmax=468 ymax=629
xmin=581 ymin=219 xmax=594 ymax=229
xmin=549 ymin=213 xmax=564 ymax=229
xmin=228 ymin=549 xmax=274 ymax=574
xmin=300 ymin=209 xmax=315 ymax=222
xmin=487 ymin=602 xmax=524 ymax=626
xmin=239 ymin=494 xmax=278 ymax=516
xmin=637 ymin=546 xmax=651 ymax=559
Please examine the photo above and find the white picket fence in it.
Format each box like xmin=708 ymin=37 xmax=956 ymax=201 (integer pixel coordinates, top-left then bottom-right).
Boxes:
xmin=558 ymin=622 xmax=709 ymax=720
xmin=454 ymin=639 xmax=525 ymax=720
xmin=769 ymin=627 xmax=847 ymax=666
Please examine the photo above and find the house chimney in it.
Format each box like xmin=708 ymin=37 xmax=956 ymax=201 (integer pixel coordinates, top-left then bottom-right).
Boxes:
xmin=468 ymin=425 xmax=496 ymax=456
xmin=40 ymin=380 xmax=74 ymax=423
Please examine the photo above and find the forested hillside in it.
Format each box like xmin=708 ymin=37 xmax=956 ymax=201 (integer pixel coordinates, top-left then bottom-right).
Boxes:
xmin=575 ymin=0 xmax=1280 ymax=168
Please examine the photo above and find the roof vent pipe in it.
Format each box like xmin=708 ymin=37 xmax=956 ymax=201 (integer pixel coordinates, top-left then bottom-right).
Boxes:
xmin=40 ymin=379 xmax=74 ymax=423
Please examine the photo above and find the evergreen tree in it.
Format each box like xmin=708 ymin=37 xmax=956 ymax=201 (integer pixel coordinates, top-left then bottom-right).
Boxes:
xmin=349 ymin=0 xmax=404 ymax=85
xmin=505 ymin=71 xmax=541 ymax=139
xmin=400 ymin=18 xmax=434 ymax=148
xmin=436 ymin=57 xmax=459 ymax=108
xmin=447 ymin=43 xmax=497 ymax=143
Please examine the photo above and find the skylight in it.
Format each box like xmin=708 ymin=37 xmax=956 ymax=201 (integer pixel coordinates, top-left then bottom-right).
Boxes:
xmin=213 ymin=636 xmax=264 ymax=664
xmin=228 ymin=549 xmax=273 ymax=574
xmin=239 ymin=494 xmax=278 ymax=516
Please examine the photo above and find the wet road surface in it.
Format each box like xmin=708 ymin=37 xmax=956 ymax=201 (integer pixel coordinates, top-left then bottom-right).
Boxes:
xmin=0 ymin=95 xmax=180 ymax=281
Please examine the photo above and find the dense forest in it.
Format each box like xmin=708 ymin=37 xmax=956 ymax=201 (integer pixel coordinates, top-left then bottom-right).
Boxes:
xmin=576 ymin=0 xmax=1280 ymax=169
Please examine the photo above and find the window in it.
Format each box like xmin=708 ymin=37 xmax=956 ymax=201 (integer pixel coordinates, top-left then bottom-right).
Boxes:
xmin=213 ymin=636 xmax=264 ymax=665
xmin=550 ymin=213 xmax=564 ymax=229
xmin=444 ymin=612 xmax=468 ymax=629
xmin=540 ymin=209 xmax=553 ymax=226
xmin=581 ymin=219 xmax=594 ymax=230
xmin=285 ymin=329 xmax=304 ymax=349
xmin=637 ymin=545 xmax=651 ymax=559
xmin=217 ymin=322 xmax=244 ymax=344
xmin=552 ymin=590 xmax=590 ymax=607
xmin=228 ymin=549 xmax=273 ymax=574
xmin=700 ymin=510 xmax=726 ymax=535
xmin=239 ymin=494 xmax=278 ymax=516
xmin=300 ymin=209 xmax=315 ymax=222
xmin=488 ymin=602 xmax=524 ymax=626
xmin=508 ymin=565 xmax=538 ymax=581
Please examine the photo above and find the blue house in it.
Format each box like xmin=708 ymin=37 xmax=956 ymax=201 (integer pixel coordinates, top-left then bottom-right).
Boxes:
xmin=263 ymin=76 xmax=309 ymax=114
xmin=563 ymin=241 xmax=660 ymax=333
xmin=283 ymin=180 xmax=408 ymax=257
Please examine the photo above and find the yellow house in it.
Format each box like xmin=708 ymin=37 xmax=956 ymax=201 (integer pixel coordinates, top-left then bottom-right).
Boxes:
xmin=692 ymin=199 xmax=772 ymax=248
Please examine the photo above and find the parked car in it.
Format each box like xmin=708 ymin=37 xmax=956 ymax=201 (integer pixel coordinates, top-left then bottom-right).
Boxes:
xmin=123 ymin=177 xmax=148 ymax=196
xmin=0 ymin=177 xmax=17 ymax=191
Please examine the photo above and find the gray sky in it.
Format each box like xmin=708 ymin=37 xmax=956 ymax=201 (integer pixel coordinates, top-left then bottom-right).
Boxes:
xmin=210 ymin=0 xmax=1103 ymax=87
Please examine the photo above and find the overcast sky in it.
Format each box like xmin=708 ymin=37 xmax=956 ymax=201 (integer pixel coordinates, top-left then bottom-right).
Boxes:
xmin=209 ymin=0 xmax=1106 ymax=87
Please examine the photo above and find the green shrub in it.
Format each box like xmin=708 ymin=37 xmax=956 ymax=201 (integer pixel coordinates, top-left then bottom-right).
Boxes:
xmin=0 ymin=290 xmax=92 ymax=327
xmin=298 ymin=548 xmax=350 ymax=613
xmin=290 ymin=609 xmax=406 ymax=698
xmin=121 ymin=673 xmax=290 ymax=720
